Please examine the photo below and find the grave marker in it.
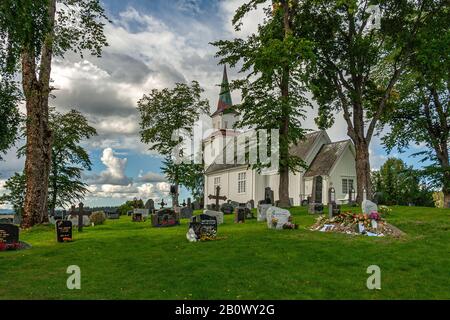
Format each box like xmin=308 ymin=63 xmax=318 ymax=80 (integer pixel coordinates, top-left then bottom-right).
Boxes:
xmin=208 ymin=186 xmax=227 ymax=211
xmin=56 ymin=220 xmax=73 ymax=242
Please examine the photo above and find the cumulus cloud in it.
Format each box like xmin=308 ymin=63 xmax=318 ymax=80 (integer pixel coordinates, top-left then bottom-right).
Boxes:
xmin=136 ymin=171 xmax=167 ymax=183
xmin=86 ymin=148 xmax=133 ymax=185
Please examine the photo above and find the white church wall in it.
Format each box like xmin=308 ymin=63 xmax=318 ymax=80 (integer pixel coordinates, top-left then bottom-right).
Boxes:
xmin=329 ymin=145 xmax=357 ymax=199
xmin=227 ymin=167 xmax=254 ymax=203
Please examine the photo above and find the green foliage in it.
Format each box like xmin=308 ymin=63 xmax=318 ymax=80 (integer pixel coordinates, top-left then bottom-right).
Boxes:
xmin=9 ymin=109 xmax=97 ymax=211
xmin=137 ymin=81 xmax=209 ymax=156
xmin=117 ymin=202 xmax=133 ymax=216
xmin=48 ymin=109 xmax=97 ymax=210
xmin=138 ymin=81 xmax=209 ymax=201
xmin=212 ymin=0 xmax=314 ymax=174
xmin=162 ymin=158 xmax=204 ymax=201
xmin=0 ymin=78 xmax=21 ymax=160
xmin=90 ymin=211 xmax=106 ymax=225
xmin=0 ymin=0 xmax=108 ymax=70
xmin=117 ymin=199 xmax=144 ymax=216
xmin=0 ymin=172 xmax=26 ymax=215
xmin=381 ymin=3 xmax=450 ymax=196
xmin=372 ymin=158 xmax=434 ymax=206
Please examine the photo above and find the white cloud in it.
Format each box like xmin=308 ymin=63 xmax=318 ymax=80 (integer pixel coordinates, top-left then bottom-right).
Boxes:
xmin=86 ymin=148 xmax=132 ymax=185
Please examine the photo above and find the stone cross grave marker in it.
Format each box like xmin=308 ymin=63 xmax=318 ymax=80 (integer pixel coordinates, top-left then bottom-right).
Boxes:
xmin=208 ymin=186 xmax=227 ymax=211
xmin=70 ymin=203 xmax=91 ymax=232
xmin=159 ymin=199 xmax=167 ymax=209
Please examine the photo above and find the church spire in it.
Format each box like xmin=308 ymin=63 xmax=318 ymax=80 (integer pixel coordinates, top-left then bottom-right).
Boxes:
xmin=212 ymin=64 xmax=233 ymax=117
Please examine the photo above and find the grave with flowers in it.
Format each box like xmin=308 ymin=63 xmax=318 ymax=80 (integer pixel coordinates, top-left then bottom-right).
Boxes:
xmin=310 ymin=208 xmax=404 ymax=237
xmin=0 ymin=223 xmax=31 ymax=251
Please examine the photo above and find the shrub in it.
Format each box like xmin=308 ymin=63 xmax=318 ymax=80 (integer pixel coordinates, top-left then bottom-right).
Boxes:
xmin=90 ymin=211 xmax=106 ymax=225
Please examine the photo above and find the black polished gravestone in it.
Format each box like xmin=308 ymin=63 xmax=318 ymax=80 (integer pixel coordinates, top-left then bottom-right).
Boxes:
xmin=189 ymin=215 xmax=218 ymax=240
xmin=151 ymin=208 xmax=180 ymax=227
xmin=234 ymin=207 xmax=246 ymax=223
xmin=56 ymin=220 xmax=73 ymax=243
xmin=0 ymin=224 xmax=19 ymax=244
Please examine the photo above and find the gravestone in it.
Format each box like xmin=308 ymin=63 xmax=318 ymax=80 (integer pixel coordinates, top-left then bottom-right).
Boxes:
xmin=105 ymin=210 xmax=120 ymax=219
xmin=229 ymin=201 xmax=240 ymax=209
xmin=257 ymin=204 xmax=272 ymax=222
xmin=289 ymin=198 xmax=294 ymax=207
xmin=134 ymin=208 xmax=149 ymax=219
xmin=180 ymin=206 xmax=193 ymax=219
xmin=132 ymin=213 xmax=143 ymax=222
xmin=266 ymin=207 xmax=291 ymax=230
xmin=203 ymin=210 xmax=224 ymax=224
xmin=68 ymin=203 xmax=91 ymax=232
xmin=187 ymin=215 xmax=218 ymax=241
xmin=144 ymin=199 xmax=155 ymax=213
xmin=234 ymin=207 xmax=246 ymax=223
xmin=264 ymin=187 xmax=275 ymax=205
xmin=362 ymin=200 xmax=378 ymax=215
xmin=56 ymin=220 xmax=73 ymax=242
xmin=246 ymin=200 xmax=255 ymax=209
xmin=308 ymin=203 xmax=324 ymax=214
xmin=151 ymin=208 xmax=180 ymax=227
xmin=220 ymin=202 xmax=234 ymax=215
xmin=192 ymin=200 xmax=201 ymax=210
xmin=187 ymin=198 xmax=192 ymax=209
xmin=0 ymin=224 xmax=19 ymax=244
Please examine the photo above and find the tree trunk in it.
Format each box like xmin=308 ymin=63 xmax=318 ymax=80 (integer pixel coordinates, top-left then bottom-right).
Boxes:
xmin=21 ymin=0 xmax=56 ymax=228
xmin=173 ymin=183 xmax=179 ymax=208
xmin=355 ymin=140 xmax=372 ymax=204
xmin=277 ymin=0 xmax=292 ymax=208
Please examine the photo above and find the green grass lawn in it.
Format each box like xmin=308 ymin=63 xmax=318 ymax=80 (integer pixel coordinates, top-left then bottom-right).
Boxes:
xmin=1 ymin=205 xmax=449 ymax=300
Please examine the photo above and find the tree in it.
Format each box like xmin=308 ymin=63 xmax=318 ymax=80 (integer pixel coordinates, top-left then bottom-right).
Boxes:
xmin=299 ymin=0 xmax=444 ymax=203
xmin=212 ymin=0 xmax=314 ymax=207
xmin=381 ymin=5 xmax=450 ymax=207
xmin=0 ymin=0 xmax=108 ymax=227
xmin=372 ymin=158 xmax=433 ymax=206
xmin=47 ymin=109 xmax=97 ymax=214
xmin=4 ymin=109 xmax=97 ymax=216
xmin=0 ymin=173 xmax=26 ymax=217
xmin=0 ymin=79 xmax=21 ymax=160
xmin=161 ymin=158 xmax=204 ymax=203
xmin=137 ymin=81 xmax=209 ymax=207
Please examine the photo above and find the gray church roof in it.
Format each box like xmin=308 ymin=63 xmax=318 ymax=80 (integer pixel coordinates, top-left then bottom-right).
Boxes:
xmin=205 ymin=130 xmax=327 ymax=175
xmin=303 ymin=140 xmax=351 ymax=177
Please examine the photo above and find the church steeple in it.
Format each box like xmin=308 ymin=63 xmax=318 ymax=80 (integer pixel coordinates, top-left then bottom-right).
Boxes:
xmin=212 ymin=65 xmax=233 ymax=117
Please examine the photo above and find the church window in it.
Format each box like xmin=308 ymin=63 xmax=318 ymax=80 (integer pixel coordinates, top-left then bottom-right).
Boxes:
xmin=238 ymin=172 xmax=246 ymax=193
xmin=214 ymin=177 xmax=221 ymax=189
xmin=342 ymin=178 xmax=354 ymax=194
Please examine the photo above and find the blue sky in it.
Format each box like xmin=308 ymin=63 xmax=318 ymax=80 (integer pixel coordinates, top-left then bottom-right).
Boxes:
xmin=0 ymin=0 xmax=426 ymax=209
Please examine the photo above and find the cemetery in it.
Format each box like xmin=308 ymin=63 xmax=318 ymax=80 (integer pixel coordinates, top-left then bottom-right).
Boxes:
xmin=0 ymin=0 xmax=448 ymax=304
xmin=1 ymin=201 xmax=449 ymax=299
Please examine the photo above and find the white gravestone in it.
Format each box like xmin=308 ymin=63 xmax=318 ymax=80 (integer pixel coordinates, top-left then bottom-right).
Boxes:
xmin=266 ymin=207 xmax=291 ymax=230
xmin=257 ymin=204 xmax=272 ymax=222
xmin=203 ymin=210 xmax=224 ymax=225
xmin=68 ymin=215 xmax=90 ymax=227
xmin=362 ymin=200 xmax=378 ymax=215
xmin=134 ymin=208 xmax=150 ymax=219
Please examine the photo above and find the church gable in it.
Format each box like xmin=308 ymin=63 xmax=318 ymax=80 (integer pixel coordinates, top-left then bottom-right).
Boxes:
xmin=304 ymin=140 xmax=351 ymax=178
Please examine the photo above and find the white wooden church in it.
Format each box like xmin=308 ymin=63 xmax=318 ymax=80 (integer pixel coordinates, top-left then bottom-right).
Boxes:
xmin=203 ymin=67 xmax=357 ymax=206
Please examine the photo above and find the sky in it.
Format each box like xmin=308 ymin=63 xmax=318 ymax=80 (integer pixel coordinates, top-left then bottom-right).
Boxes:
xmin=0 ymin=0 xmax=425 ymax=209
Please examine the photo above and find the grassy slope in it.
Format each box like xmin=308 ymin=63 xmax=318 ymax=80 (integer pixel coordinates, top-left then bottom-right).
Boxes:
xmin=0 ymin=206 xmax=449 ymax=300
